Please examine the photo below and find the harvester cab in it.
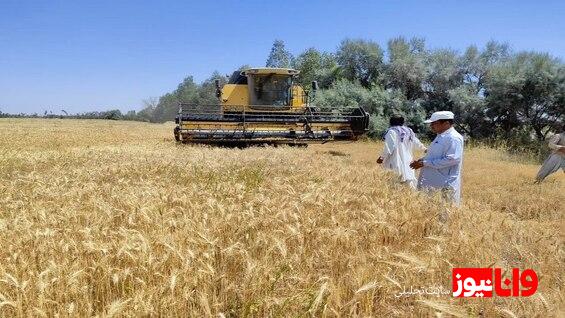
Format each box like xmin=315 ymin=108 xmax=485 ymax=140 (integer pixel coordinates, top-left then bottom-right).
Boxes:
xmin=174 ymin=67 xmax=369 ymax=145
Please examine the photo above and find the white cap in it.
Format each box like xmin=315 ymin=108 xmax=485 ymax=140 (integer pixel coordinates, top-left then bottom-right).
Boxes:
xmin=424 ymin=111 xmax=454 ymax=123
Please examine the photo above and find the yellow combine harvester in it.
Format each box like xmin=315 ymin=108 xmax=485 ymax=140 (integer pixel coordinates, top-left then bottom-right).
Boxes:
xmin=174 ymin=67 xmax=369 ymax=145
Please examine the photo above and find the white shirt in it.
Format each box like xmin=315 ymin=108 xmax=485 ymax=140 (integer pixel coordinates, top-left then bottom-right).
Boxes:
xmin=418 ymin=127 xmax=464 ymax=205
xmin=380 ymin=127 xmax=426 ymax=184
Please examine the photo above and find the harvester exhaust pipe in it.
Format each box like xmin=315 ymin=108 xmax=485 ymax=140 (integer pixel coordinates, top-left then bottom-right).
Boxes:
xmin=215 ymin=79 xmax=221 ymax=98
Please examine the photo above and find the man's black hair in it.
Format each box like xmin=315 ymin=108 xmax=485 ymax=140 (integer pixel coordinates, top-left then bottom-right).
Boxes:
xmin=390 ymin=115 xmax=405 ymax=126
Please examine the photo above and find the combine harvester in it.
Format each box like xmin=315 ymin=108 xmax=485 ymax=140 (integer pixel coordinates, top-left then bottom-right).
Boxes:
xmin=174 ymin=67 xmax=369 ymax=146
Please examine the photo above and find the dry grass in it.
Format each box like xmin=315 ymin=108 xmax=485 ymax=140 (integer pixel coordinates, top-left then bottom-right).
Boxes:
xmin=0 ymin=118 xmax=563 ymax=317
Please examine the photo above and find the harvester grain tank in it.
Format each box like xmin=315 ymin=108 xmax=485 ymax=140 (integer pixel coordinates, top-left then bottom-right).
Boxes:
xmin=174 ymin=67 xmax=369 ymax=145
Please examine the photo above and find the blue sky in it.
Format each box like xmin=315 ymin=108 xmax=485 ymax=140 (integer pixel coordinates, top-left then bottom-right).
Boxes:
xmin=1 ymin=0 xmax=564 ymax=114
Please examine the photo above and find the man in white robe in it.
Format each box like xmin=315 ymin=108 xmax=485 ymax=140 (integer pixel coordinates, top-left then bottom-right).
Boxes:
xmin=377 ymin=115 xmax=427 ymax=188
xmin=410 ymin=111 xmax=464 ymax=206
xmin=535 ymin=127 xmax=565 ymax=183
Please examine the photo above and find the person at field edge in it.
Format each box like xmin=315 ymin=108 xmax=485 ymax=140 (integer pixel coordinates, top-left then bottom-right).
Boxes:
xmin=377 ymin=115 xmax=427 ymax=188
xmin=535 ymin=125 xmax=565 ymax=183
xmin=410 ymin=111 xmax=464 ymax=207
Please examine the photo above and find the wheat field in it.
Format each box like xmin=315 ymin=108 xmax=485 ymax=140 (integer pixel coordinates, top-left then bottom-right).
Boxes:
xmin=0 ymin=118 xmax=563 ymax=317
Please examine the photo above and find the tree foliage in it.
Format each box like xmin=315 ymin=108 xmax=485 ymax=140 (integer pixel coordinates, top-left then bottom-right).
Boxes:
xmin=336 ymin=39 xmax=384 ymax=87
xmin=316 ymin=80 xmax=426 ymax=138
xmin=5 ymin=35 xmax=561 ymax=147
xmin=44 ymin=36 xmax=557 ymax=147
xmin=385 ymin=37 xmax=426 ymax=100
xmin=484 ymin=52 xmax=564 ymax=140
xmin=293 ymin=48 xmax=339 ymax=88
xmin=266 ymin=40 xmax=293 ymax=68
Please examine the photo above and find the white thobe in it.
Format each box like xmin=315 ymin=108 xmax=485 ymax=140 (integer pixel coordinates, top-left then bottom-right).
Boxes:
xmin=380 ymin=128 xmax=427 ymax=188
xmin=536 ymin=132 xmax=565 ymax=181
xmin=417 ymin=127 xmax=464 ymax=206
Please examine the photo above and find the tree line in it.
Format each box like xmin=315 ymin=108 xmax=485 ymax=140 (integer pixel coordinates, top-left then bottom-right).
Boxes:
xmin=143 ymin=37 xmax=563 ymax=145
xmin=3 ymin=37 xmax=562 ymax=150
xmin=0 ymin=109 xmax=151 ymax=121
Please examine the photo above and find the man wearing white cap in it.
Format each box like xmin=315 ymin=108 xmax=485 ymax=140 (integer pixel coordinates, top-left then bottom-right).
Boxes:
xmin=410 ymin=111 xmax=464 ymax=206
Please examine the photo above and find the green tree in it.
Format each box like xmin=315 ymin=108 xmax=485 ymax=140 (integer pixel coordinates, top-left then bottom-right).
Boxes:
xmin=151 ymin=76 xmax=199 ymax=122
xmin=315 ymin=80 xmax=384 ymax=112
xmin=336 ymin=39 xmax=384 ymax=87
xmin=460 ymin=41 xmax=510 ymax=93
xmin=446 ymin=41 xmax=510 ymax=137
xmin=422 ymin=49 xmax=463 ymax=112
xmin=293 ymin=48 xmax=322 ymax=86
xmin=315 ymin=80 xmax=427 ymax=137
xmin=484 ymin=52 xmax=565 ymax=140
xmin=293 ymin=48 xmax=339 ymax=88
xmin=137 ymin=97 xmax=158 ymax=122
xmin=382 ymin=88 xmax=427 ymax=133
xmin=448 ymin=85 xmax=489 ymax=137
xmin=385 ymin=37 xmax=427 ymax=100
xmin=101 ymin=109 xmax=122 ymax=120
xmin=266 ymin=40 xmax=293 ymax=68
